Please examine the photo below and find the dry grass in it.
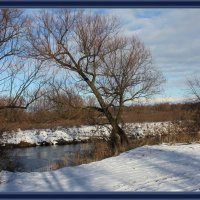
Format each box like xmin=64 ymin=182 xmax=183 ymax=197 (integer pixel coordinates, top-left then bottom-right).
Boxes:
xmin=127 ymin=132 xmax=200 ymax=150
xmin=71 ymin=140 xmax=113 ymax=166
xmin=56 ymin=130 xmax=200 ymax=169
xmin=121 ymin=103 xmax=191 ymax=123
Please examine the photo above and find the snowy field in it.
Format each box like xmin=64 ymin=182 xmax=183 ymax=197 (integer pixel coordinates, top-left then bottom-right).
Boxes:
xmin=0 ymin=122 xmax=176 ymax=146
xmin=1 ymin=143 xmax=200 ymax=192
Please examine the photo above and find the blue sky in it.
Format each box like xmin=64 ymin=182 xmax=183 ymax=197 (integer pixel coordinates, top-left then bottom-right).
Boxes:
xmin=26 ymin=8 xmax=200 ymax=104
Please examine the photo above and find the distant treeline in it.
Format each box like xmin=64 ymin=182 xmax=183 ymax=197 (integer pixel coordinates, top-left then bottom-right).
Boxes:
xmin=0 ymin=96 xmax=199 ymax=132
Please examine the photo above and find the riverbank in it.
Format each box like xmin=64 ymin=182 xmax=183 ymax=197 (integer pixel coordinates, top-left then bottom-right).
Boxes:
xmin=1 ymin=143 xmax=200 ymax=192
xmin=0 ymin=122 xmax=177 ymax=147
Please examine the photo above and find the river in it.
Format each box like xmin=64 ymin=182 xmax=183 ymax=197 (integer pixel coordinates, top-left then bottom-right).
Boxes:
xmin=0 ymin=143 xmax=94 ymax=172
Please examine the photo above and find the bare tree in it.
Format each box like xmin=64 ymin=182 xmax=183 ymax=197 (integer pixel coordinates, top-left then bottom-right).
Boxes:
xmin=187 ymin=77 xmax=200 ymax=102
xmin=0 ymin=9 xmax=48 ymax=111
xmin=46 ymin=77 xmax=85 ymax=119
xmin=0 ymin=9 xmax=25 ymax=61
xmin=26 ymin=9 xmax=164 ymax=154
xmin=0 ymin=8 xmax=26 ymax=92
xmin=186 ymin=76 xmax=200 ymax=131
xmin=0 ymin=60 xmax=49 ymax=110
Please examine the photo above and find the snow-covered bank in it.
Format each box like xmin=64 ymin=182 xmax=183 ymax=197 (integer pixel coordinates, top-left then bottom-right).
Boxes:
xmin=0 ymin=122 xmax=176 ymax=147
xmin=1 ymin=143 xmax=200 ymax=192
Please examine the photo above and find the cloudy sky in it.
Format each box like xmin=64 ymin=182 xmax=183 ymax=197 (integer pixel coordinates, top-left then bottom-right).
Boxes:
xmin=28 ymin=9 xmax=200 ymax=103
xmin=91 ymin=9 xmax=200 ymax=103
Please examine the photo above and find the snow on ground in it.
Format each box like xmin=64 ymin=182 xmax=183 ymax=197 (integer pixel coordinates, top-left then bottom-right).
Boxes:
xmin=1 ymin=143 xmax=200 ymax=192
xmin=0 ymin=122 xmax=175 ymax=146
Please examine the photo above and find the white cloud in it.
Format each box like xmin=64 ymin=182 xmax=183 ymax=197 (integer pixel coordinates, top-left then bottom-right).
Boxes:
xmin=131 ymin=96 xmax=190 ymax=105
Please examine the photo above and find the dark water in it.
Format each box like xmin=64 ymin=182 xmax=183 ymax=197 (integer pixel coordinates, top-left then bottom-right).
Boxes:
xmin=0 ymin=143 xmax=94 ymax=172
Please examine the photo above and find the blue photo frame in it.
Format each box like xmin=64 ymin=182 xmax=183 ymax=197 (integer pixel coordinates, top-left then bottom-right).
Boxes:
xmin=0 ymin=1 xmax=200 ymax=199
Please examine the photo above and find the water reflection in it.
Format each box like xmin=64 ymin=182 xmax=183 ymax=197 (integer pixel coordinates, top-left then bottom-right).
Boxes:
xmin=0 ymin=148 xmax=24 ymax=172
xmin=0 ymin=143 xmax=94 ymax=172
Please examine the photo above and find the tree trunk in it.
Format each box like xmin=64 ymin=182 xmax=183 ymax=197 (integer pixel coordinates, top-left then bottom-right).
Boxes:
xmin=109 ymin=120 xmax=129 ymax=155
xmin=78 ymin=72 xmax=129 ymax=154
